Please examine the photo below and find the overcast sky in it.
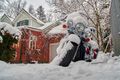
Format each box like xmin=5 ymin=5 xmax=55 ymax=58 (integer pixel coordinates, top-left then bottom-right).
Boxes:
xmin=25 ymin=0 xmax=51 ymax=12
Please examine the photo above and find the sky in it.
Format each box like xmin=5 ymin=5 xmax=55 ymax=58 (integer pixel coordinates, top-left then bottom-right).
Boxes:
xmin=0 ymin=0 xmax=51 ymax=17
xmin=25 ymin=0 xmax=51 ymax=12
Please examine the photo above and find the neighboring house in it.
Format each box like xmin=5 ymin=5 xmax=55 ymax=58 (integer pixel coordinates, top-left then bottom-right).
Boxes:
xmin=0 ymin=14 xmax=12 ymax=25
xmin=13 ymin=9 xmax=44 ymax=28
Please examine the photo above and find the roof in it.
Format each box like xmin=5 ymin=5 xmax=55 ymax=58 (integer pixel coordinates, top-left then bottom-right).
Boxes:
xmin=0 ymin=14 xmax=12 ymax=22
xmin=48 ymin=23 xmax=68 ymax=34
xmin=0 ymin=13 xmax=4 ymax=18
xmin=17 ymin=26 xmax=42 ymax=32
xmin=13 ymin=9 xmax=44 ymax=25
xmin=39 ymin=21 xmax=57 ymax=30
xmin=27 ymin=21 xmax=61 ymax=34
xmin=12 ymin=9 xmax=65 ymax=34
xmin=42 ymin=21 xmax=61 ymax=34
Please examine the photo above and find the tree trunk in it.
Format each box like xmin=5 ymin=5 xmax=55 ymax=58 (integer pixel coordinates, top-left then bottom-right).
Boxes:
xmin=111 ymin=0 xmax=120 ymax=56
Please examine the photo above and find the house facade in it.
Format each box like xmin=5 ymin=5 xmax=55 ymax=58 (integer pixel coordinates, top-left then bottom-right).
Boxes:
xmin=13 ymin=9 xmax=44 ymax=28
xmin=11 ymin=9 xmax=67 ymax=63
xmin=14 ymin=27 xmax=49 ymax=63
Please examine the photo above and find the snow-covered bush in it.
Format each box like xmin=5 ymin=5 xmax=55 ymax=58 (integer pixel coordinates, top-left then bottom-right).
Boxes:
xmin=0 ymin=22 xmax=21 ymax=62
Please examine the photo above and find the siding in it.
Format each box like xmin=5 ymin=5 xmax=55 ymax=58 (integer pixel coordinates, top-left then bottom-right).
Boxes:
xmin=14 ymin=13 xmax=31 ymax=27
xmin=32 ymin=20 xmax=43 ymax=27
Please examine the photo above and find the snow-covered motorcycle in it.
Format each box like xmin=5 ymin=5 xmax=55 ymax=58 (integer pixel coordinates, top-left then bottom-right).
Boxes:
xmin=51 ymin=12 xmax=99 ymax=67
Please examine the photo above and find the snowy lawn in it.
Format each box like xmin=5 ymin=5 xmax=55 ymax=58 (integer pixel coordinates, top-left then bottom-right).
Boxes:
xmin=0 ymin=52 xmax=120 ymax=80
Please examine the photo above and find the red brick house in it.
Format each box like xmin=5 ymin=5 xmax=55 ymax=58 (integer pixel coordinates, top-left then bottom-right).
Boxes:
xmin=12 ymin=9 xmax=68 ymax=63
xmin=14 ymin=27 xmax=48 ymax=63
xmin=14 ymin=24 xmax=67 ymax=63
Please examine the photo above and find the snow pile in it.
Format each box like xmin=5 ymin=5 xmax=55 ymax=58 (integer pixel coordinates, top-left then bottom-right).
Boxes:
xmin=29 ymin=12 xmax=45 ymax=25
xmin=66 ymin=11 xmax=88 ymax=26
xmin=0 ymin=22 xmax=21 ymax=39
xmin=0 ymin=61 xmax=8 ymax=72
xmin=51 ymin=41 xmax=72 ymax=65
xmin=67 ymin=34 xmax=80 ymax=44
xmin=51 ymin=34 xmax=80 ymax=65
xmin=39 ymin=21 xmax=56 ymax=30
xmin=92 ymin=52 xmax=114 ymax=64
xmin=48 ymin=23 xmax=68 ymax=34
xmin=1 ymin=52 xmax=120 ymax=80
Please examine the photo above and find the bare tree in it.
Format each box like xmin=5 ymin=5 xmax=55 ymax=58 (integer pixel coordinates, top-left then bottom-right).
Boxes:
xmin=0 ymin=0 xmax=10 ymax=12
xmin=1 ymin=0 xmax=27 ymax=18
xmin=12 ymin=0 xmax=27 ymax=16
xmin=46 ymin=0 xmax=84 ymax=14
xmin=79 ymin=0 xmax=111 ymax=52
xmin=0 ymin=1 xmax=4 ymax=12
xmin=46 ymin=0 xmax=111 ymax=52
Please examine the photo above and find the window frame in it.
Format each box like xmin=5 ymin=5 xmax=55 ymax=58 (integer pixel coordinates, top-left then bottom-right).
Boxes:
xmin=29 ymin=35 xmax=37 ymax=50
xmin=17 ymin=20 xmax=29 ymax=27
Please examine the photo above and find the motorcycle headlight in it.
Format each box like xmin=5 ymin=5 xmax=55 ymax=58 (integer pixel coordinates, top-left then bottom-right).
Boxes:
xmin=85 ymin=32 xmax=91 ymax=37
xmin=67 ymin=20 xmax=73 ymax=27
xmin=87 ymin=32 xmax=91 ymax=36
xmin=75 ymin=23 xmax=85 ymax=32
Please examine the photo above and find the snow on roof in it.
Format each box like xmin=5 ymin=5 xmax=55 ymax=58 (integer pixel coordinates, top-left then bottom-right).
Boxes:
xmin=27 ymin=27 xmax=42 ymax=32
xmin=0 ymin=13 xmax=4 ymax=18
xmin=8 ymin=17 xmax=14 ymax=21
xmin=20 ymin=22 xmax=56 ymax=31
xmin=39 ymin=21 xmax=56 ymax=30
xmin=13 ymin=9 xmax=45 ymax=25
xmin=27 ymin=10 xmax=45 ymax=24
xmin=48 ymin=23 xmax=68 ymax=34
xmin=0 ymin=22 xmax=21 ymax=39
xmin=0 ymin=14 xmax=13 ymax=22
xmin=15 ymin=21 xmax=60 ymax=33
xmin=17 ymin=26 xmax=42 ymax=32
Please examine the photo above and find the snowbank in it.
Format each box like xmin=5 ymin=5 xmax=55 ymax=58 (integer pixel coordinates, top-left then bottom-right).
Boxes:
xmin=0 ymin=52 xmax=120 ymax=80
xmin=0 ymin=22 xmax=21 ymax=39
xmin=48 ymin=23 xmax=68 ymax=34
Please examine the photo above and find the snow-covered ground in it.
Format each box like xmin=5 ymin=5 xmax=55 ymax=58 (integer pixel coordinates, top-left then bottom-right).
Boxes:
xmin=0 ymin=52 xmax=120 ymax=80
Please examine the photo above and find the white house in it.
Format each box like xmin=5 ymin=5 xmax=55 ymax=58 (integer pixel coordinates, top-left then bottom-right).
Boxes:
xmin=13 ymin=9 xmax=44 ymax=28
xmin=0 ymin=14 xmax=12 ymax=25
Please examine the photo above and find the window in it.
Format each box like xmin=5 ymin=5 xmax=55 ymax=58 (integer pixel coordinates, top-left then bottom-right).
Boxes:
xmin=17 ymin=20 xmax=29 ymax=26
xmin=29 ymin=35 xmax=37 ymax=50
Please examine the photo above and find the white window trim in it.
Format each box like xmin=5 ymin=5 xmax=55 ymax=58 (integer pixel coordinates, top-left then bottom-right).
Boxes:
xmin=29 ymin=35 xmax=37 ymax=49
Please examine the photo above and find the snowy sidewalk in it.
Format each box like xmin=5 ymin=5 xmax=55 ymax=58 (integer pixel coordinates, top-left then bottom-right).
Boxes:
xmin=0 ymin=53 xmax=120 ymax=80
